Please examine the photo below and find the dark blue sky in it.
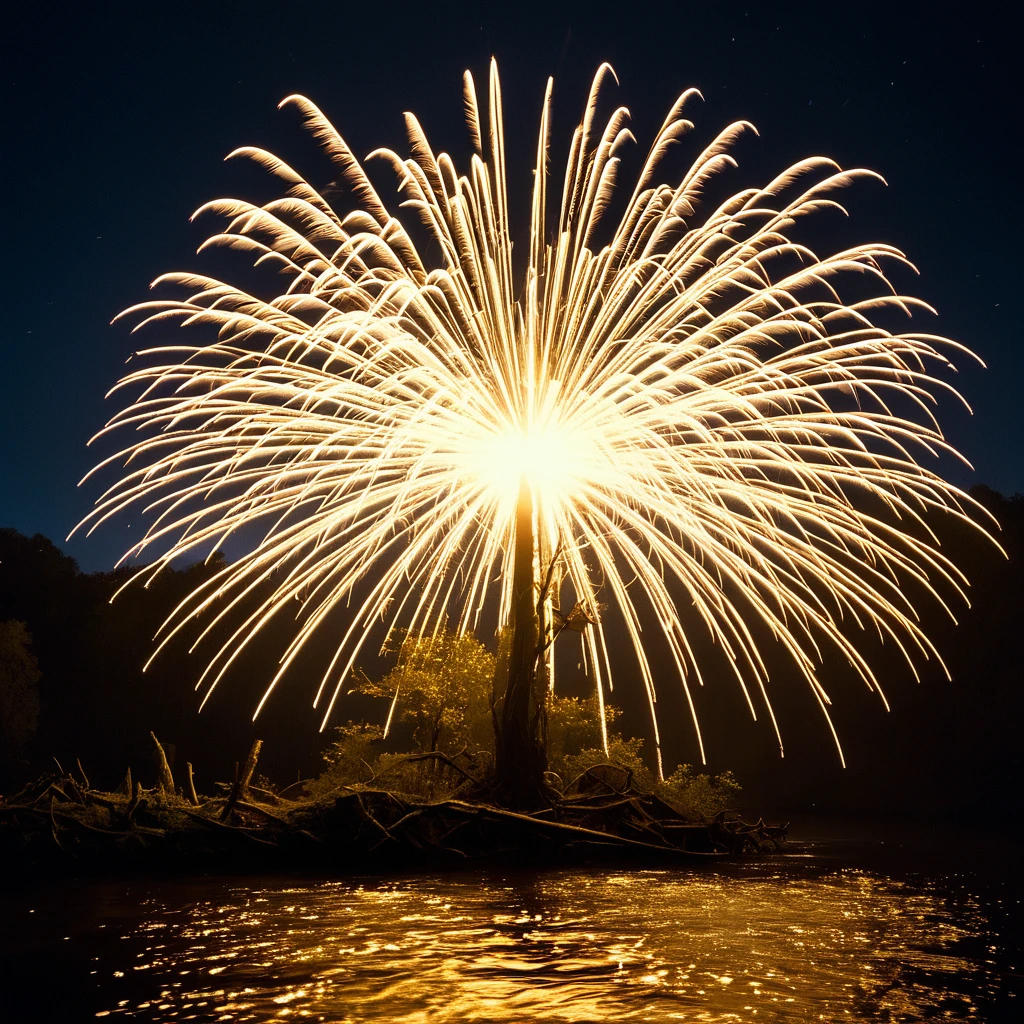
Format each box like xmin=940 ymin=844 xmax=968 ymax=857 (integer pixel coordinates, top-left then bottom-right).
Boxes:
xmin=3 ymin=1 xmax=1021 ymax=572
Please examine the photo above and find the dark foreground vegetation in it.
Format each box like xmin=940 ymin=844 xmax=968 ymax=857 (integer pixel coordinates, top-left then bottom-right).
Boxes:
xmin=0 ymin=728 xmax=783 ymax=874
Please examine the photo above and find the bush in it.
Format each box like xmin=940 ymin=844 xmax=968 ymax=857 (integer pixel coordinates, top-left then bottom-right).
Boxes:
xmin=550 ymin=735 xmax=654 ymax=792
xmin=546 ymin=694 xmax=652 ymax=790
xmin=312 ymin=721 xmax=384 ymax=794
xmin=656 ymin=764 xmax=742 ymax=822
xmin=371 ymin=749 xmax=487 ymax=801
xmin=315 ymin=721 xmax=490 ymax=802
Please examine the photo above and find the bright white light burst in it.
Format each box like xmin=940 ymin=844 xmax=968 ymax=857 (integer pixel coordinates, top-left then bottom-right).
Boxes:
xmin=78 ymin=62 xmax=993 ymax=772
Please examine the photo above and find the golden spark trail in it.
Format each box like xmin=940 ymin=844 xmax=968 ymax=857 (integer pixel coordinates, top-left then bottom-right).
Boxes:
xmin=77 ymin=62 xmax=993 ymax=774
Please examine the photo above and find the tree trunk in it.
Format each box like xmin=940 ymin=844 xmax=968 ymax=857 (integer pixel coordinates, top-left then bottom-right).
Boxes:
xmin=492 ymin=477 xmax=549 ymax=808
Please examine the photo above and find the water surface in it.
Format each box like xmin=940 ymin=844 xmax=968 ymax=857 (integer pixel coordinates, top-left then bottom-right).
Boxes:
xmin=2 ymin=825 xmax=1020 ymax=1022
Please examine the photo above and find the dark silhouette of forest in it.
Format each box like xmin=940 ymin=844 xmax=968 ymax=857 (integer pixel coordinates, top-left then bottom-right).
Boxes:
xmin=0 ymin=539 xmax=335 ymax=794
xmin=1 ymin=485 xmax=1020 ymax=824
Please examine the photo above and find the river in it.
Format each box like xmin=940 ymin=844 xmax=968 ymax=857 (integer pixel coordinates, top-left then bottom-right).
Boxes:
xmin=1 ymin=819 xmax=1020 ymax=1022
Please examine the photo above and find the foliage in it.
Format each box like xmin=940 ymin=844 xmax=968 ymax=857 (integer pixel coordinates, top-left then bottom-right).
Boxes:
xmin=357 ymin=628 xmax=496 ymax=755
xmin=545 ymin=694 xmax=619 ymax=761
xmin=0 ymin=620 xmax=41 ymax=767
xmin=545 ymin=693 xmax=652 ymax=789
xmin=312 ymin=721 xmax=384 ymax=793
xmin=314 ymin=628 xmax=497 ymax=799
xmin=552 ymin=736 xmax=654 ymax=792
xmin=544 ymin=691 xmax=740 ymax=820
xmin=372 ymin=751 xmax=482 ymax=801
xmin=313 ymin=722 xmax=485 ymax=802
xmin=656 ymin=765 xmax=742 ymax=822
xmin=252 ymin=774 xmax=278 ymax=795
xmin=316 ymin=666 xmax=743 ymax=819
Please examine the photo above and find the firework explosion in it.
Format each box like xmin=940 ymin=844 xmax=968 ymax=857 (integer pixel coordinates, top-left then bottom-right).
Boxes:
xmin=79 ymin=62 xmax=989 ymax=774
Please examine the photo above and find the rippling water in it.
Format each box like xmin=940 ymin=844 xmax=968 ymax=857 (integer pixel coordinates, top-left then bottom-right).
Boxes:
xmin=2 ymin=828 xmax=1020 ymax=1022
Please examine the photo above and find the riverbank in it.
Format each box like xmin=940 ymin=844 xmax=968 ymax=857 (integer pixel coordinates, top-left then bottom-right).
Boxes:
xmin=0 ymin=762 xmax=785 ymax=876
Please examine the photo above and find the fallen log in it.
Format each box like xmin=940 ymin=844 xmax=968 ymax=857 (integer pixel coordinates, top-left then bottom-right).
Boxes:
xmin=179 ymin=808 xmax=279 ymax=846
xmin=443 ymin=799 xmax=726 ymax=857
xmin=53 ymin=810 xmax=128 ymax=838
xmin=235 ymin=800 xmax=292 ymax=828
xmin=126 ymin=781 xmax=142 ymax=820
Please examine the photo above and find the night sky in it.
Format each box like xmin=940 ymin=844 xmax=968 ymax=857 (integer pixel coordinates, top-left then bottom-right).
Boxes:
xmin=3 ymin=1 xmax=1021 ymax=573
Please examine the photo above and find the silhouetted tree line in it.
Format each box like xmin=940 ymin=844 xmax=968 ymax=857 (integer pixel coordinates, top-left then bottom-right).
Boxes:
xmin=1 ymin=484 xmax=1021 ymax=820
xmin=0 ymin=538 xmax=336 ymax=792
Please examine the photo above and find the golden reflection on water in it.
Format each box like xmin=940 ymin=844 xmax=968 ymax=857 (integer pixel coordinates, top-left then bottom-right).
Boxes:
xmin=76 ymin=867 xmax=1007 ymax=1022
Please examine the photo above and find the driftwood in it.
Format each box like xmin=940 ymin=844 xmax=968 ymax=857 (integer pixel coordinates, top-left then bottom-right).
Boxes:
xmin=179 ymin=808 xmax=278 ymax=845
xmin=379 ymin=749 xmax=479 ymax=784
xmin=83 ymin=792 xmax=120 ymax=812
xmin=443 ymin=799 xmax=724 ymax=856
xmin=0 ymin=742 xmax=786 ymax=873
xmin=48 ymin=795 xmax=63 ymax=849
xmin=184 ymin=762 xmax=199 ymax=806
xmin=219 ymin=763 xmax=242 ymax=822
xmin=239 ymin=739 xmax=263 ymax=799
xmin=126 ymin=780 xmax=142 ymax=820
xmin=150 ymin=732 xmax=175 ymax=794
xmin=217 ymin=740 xmax=263 ymax=820
xmin=278 ymin=779 xmax=311 ymax=800
xmin=235 ymin=800 xmax=292 ymax=827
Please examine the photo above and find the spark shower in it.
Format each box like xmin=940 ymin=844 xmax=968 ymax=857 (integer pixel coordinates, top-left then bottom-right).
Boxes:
xmin=78 ymin=61 xmax=990 ymax=776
